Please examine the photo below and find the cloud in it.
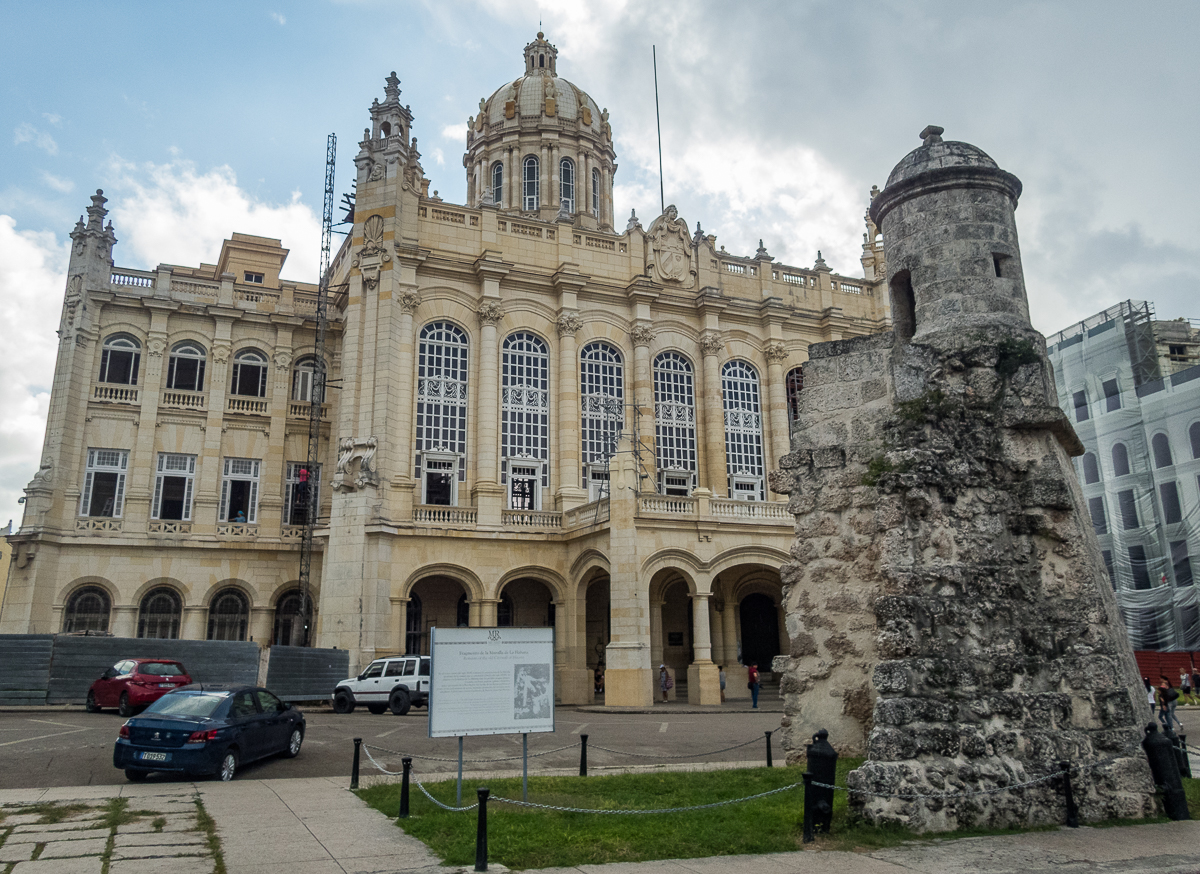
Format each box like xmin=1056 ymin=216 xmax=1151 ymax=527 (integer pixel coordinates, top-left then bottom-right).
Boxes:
xmin=441 ymin=123 xmax=467 ymax=142
xmin=107 ymin=160 xmax=322 ymax=281
xmin=14 ymin=123 xmax=58 ymax=156
xmin=271 ymin=12 xmax=286 ymax=25
xmin=40 ymin=172 xmax=74 ymax=194
xmin=431 ymin=147 xmax=445 ymax=167
xmin=41 ymin=113 xmax=62 ymax=127
xmin=0 ymin=217 xmax=68 ymax=530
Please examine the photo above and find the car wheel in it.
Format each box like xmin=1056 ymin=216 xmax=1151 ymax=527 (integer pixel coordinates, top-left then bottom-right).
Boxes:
xmin=85 ymin=691 xmax=101 ymax=713
xmin=217 ymin=748 xmax=239 ymax=782
xmin=367 ymin=704 xmax=387 ymax=715
xmin=118 ymin=692 xmax=133 ymax=718
xmin=283 ymin=727 xmax=303 ymax=758
xmin=388 ymin=688 xmax=411 ymax=716
xmin=124 ymin=769 xmax=148 ymax=782
xmin=332 ymin=691 xmax=355 ymax=714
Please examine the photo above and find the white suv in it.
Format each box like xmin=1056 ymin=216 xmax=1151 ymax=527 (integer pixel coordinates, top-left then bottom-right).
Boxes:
xmin=332 ymin=655 xmax=430 ymax=715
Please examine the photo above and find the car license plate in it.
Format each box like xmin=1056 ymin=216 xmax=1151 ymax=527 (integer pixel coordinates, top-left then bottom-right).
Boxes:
xmin=138 ymin=751 xmax=169 ymax=762
xmin=158 ymin=683 xmax=173 ymax=688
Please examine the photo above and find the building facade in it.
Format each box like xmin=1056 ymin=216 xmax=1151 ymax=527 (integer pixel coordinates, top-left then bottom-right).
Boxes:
xmin=1 ymin=33 xmax=891 ymax=706
xmin=1047 ymin=300 xmax=1200 ymax=650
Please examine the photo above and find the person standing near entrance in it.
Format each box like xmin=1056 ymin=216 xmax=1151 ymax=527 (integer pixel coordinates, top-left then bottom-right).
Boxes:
xmin=748 ymin=663 xmax=760 ymax=709
xmin=659 ymin=665 xmax=673 ymax=702
xmin=718 ymin=666 xmax=727 ymax=703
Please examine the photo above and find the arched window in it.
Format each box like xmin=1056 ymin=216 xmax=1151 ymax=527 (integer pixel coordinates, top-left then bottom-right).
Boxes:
xmin=560 ymin=157 xmax=575 ymax=213
xmin=653 ymin=352 xmax=696 ymax=495
xmin=99 ymin=334 xmax=141 ymax=385
xmin=1152 ymin=433 xmax=1174 ymax=468
xmin=137 ymin=587 xmax=182 ymax=639
xmin=273 ymin=590 xmax=312 ymax=646
xmin=207 ymin=588 xmax=249 ymax=641
xmin=502 ymin=332 xmax=549 ymax=510
xmin=580 ymin=342 xmax=624 ymax=499
xmin=1082 ymin=452 xmax=1101 ymax=485
xmin=405 ymin=593 xmax=423 ymax=654
xmin=416 ymin=322 xmax=468 ymax=506
xmin=456 ymin=594 xmax=470 ymax=627
xmin=1112 ymin=442 xmax=1131 ymax=477
xmin=785 ymin=367 xmax=804 ymax=422
xmin=291 ymin=355 xmax=324 ymax=403
xmin=523 ymin=156 xmax=539 ymax=210
xmin=166 ymin=342 xmax=205 ymax=391
xmin=498 ymin=592 xmax=514 ymax=627
xmin=722 ymin=360 xmax=765 ymax=500
xmin=592 ymin=167 xmax=600 ymax=216
xmin=230 ymin=350 xmax=267 ymax=397
xmin=62 ymin=585 xmax=110 ymax=633
xmin=491 ymin=161 xmax=503 ymax=206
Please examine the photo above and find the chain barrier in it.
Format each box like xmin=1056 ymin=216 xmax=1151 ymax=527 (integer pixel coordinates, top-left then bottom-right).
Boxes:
xmin=488 ymin=781 xmax=803 ymax=815
xmin=587 ymin=736 xmax=763 ymax=760
xmin=364 ymin=740 xmax=581 ymax=765
xmin=410 ymin=767 xmax=479 ymax=812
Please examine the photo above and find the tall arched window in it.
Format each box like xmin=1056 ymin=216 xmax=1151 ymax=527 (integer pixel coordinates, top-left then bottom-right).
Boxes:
xmin=1112 ymin=442 xmax=1131 ymax=477
xmin=62 ymin=585 xmax=110 ymax=633
xmin=653 ymin=352 xmax=696 ymax=495
xmin=99 ymin=334 xmax=141 ymax=385
xmin=502 ymin=332 xmax=549 ymax=510
xmin=273 ymin=589 xmax=312 ymax=646
xmin=491 ymin=161 xmax=503 ymax=206
xmin=137 ymin=587 xmax=182 ymax=639
xmin=416 ymin=322 xmax=469 ymax=506
xmin=166 ymin=342 xmax=205 ymax=391
xmin=523 ymin=156 xmax=539 ymax=210
xmin=207 ymin=588 xmax=249 ymax=641
xmin=1152 ymin=433 xmax=1174 ymax=468
xmin=592 ymin=167 xmax=600 ymax=216
xmin=291 ymin=355 xmax=324 ymax=403
xmin=785 ymin=367 xmax=804 ymax=422
xmin=1082 ymin=452 xmax=1101 ymax=484
xmin=230 ymin=350 xmax=267 ymax=397
xmin=722 ymin=360 xmax=765 ymax=500
xmin=580 ymin=342 xmax=624 ymax=500
xmin=560 ymin=157 xmax=575 ymax=213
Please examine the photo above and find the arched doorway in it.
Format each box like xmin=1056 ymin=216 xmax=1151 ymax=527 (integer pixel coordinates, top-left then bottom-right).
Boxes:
xmin=739 ymin=593 xmax=781 ymax=670
xmin=408 ymin=575 xmax=470 ymax=654
xmin=584 ymin=575 xmax=610 ymax=677
xmin=660 ymin=579 xmax=692 ymax=684
xmin=499 ymin=578 xmax=555 ymax=628
xmin=274 ymin=589 xmax=313 ymax=646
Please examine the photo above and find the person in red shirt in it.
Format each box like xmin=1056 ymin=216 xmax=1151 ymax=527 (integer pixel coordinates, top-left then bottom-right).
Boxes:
xmin=748 ymin=663 xmax=760 ymax=709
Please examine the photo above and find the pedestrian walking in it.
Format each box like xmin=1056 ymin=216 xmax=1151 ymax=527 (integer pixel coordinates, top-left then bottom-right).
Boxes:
xmin=1145 ymin=677 xmax=1156 ymax=716
xmin=718 ymin=665 xmax=727 ymax=703
xmin=1158 ymin=676 xmax=1184 ymax=730
xmin=748 ymin=663 xmax=760 ymax=709
xmin=1181 ymin=671 xmax=1193 ymax=705
xmin=659 ymin=664 xmax=673 ymax=702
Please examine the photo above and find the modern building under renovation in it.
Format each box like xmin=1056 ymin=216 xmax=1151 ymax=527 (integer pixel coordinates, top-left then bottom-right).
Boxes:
xmin=1048 ymin=300 xmax=1200 ymax=650
xmin=0 ymin=33 xmax=892 ymax=705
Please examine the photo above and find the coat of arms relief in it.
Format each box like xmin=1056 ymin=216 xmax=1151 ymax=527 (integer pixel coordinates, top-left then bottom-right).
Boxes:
xmin=647 ymin=205 xmax=696 ymax=289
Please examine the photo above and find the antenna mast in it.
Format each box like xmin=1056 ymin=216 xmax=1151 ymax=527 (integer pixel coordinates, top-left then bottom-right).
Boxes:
xmin=653 ymin=45 xmax=665 ymax=215
xmin=297 ymin=132 xmax=336 ymax=647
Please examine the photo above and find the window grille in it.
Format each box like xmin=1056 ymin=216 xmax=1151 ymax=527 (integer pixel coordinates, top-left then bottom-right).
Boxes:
xmin=63 ymin=585 xmax=111 ymax=633
xmin=785 ymin=367 xmax=803 ymax=421
xmin=523 ymin=156 xmax=539 ymax=210
xmin=138 ymin=587 xmax=182 ymax=639
xmin=152 ymin=453 xmax=196 ymax=521
xmin=219 ymin=457 xmax=261 ymax=523
xmin=416 ymin=322 xmax=468 ymax=498
xmin=502 ymin=332 xmax=549 ymax=500
xmin=580 ymin=342 xmax=624 ymax=482
xmin=722 ymin=360 xmax=765 ymax=500
xmin=207 ymin=588 xmax=249 ymax=641
xmin=653 ymin=351 xmax=696 ymax=492
xmin=80 ymin=448 xmax=128 ymax=517
xmin=167 ymin=343 xmax=205 ymax=391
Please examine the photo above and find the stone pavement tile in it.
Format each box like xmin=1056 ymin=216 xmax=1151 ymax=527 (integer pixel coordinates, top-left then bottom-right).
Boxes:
xmin=8 ymin=827 xmax=109 ymax=843
xmin=569 ymin=862 xmax=699 ymax=874
xmin=4 ymin=813 xmax=48 ymax=825
xmin=12 ymin=821 xmax=107 ymax=834
xmin=0 ymin=843 xmax=38 ymax=863
xmin=340 ymin=860 xmax=446 ymax=874
xmin=38 ymin=838 xmax=109 ymax=858
xmin=32 ymin=787 xmax=122 ymax=803
xmin=113 ymin=831 xmax=206 ymax=848
xmin=0 ymin=790 xmax=49 ymax=805
xmin=110 ymin=847 xmax=210 ymax=861
xmin=117 ymin=817 xmax=198 ymax=833
xmin=218 ymin=841 xmax=335 ymax=866
xmin=109 ymin=857 xmax=215 ymax=874
xmin=221 ymin=862 xmax=345 ymax=874
xmin=11 ymin=858 xmax=103 ymax=873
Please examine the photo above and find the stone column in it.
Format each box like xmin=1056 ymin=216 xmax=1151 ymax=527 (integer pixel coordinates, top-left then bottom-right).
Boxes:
xmin=687 ymin=592 xmax=721 ymax=704
xmin=700 ymin=333 xmax=728 ymax=497
xmin=478 ymin=599 xmax=500 ymax=627
xmin=604 ymin=436 xmax=653 ymax=706
xmin=111 ymin=606 xmax=138 ymax=639
xmin=391 ymin=288 xmax=420 ymax=519
xmin=550 ymin=145 xmax=560 ymax=208
xmin=710 ymin=600 xmax=725 ymax=666
xmin=649 ymin=599 xmax=664 ymax=668
xmin=250 ymin=606 xmax=273 ymax=645
xmin=555 ymin=312 xmax=584 ymax=508
xmin=182 ymin=605 xmax=207 ymax=641
xmin=540 ymin=144 xmax=549 ymax=212
xmin=392 ymin=597 xmax=408 ymax=655
xmin=764 ymin=343 xmax=791 ymax=489
xmin=473 ymin=301 xmax=504 ymax=525
xmin=630 ymin=324 xmax=655 ymax=486
xmin=554 ymin=598 xmax=591 ymax=703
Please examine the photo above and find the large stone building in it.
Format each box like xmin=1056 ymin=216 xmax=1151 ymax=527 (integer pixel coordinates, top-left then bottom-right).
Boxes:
xmin=1047 ymin=301 xmax=1200 ymax=650
xmin=0 ymin=33 xmax=890 ymax=706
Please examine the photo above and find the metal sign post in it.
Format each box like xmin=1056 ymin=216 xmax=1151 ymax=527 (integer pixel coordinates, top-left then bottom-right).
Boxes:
xmin=522 ymin=733 xmax=529 ymax=801
xmin=457 ymin=736 xmax=464 ymax=806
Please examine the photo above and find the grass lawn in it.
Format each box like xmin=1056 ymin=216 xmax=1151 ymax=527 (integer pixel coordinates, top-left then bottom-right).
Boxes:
xmin=357 ymin=763 xmax=1200 ymax=870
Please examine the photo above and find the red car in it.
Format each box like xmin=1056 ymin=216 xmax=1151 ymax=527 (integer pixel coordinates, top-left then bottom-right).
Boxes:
xmin=86 ymin=659 xmax=192 ymax=716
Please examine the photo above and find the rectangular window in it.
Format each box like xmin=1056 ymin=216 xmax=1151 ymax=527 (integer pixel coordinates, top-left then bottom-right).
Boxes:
xmin=284 ymin=462 xmax=321 ymax=525
xmin=244 ymin=271 xmax=264 ymax=284
xmin=508 ymin=464 xmax=540 ymax=511
xmin=1103 ymin=378 xmax=1121 ymax=412
xmin=1171 ymin=540 xmax=1193 ymax=587
xmin=421 ymin=455 xmax=456 ymax=506
xmin=219 ymin=457 xmax=261 ymax=523
xmin=663 ymin=474 xmax=691 ymax=497
xmin=1129 ymin=545 xmax=1151 ymax=590
xmin=1117 ymin=489 xmax=1139 ymax=530
xmin=80 ymin=449 xmax=128 ymax=517
xmin=152 ymin=453 xmax=196 ymax=520
xmin=1087 ymin=496 xmax=1108 ymax=535
xmin=587 ymin=465 xmax=609 ymax=502
xmin=1159 ymin=481 xmax=1182 ymax=524
xmin=1073 ymin=390 xmax=1089 ymax=422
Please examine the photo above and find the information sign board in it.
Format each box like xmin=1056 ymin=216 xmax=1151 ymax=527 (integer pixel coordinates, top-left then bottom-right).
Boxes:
xmin=428 ymin=626 xmax=555 ymax=737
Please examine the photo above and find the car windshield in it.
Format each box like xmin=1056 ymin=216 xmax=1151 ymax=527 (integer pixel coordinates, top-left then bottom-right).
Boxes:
xmin=138 ymin=662 xmax=185 ymax=676
xmin=144 ymin=692 xmax=228 ymax=718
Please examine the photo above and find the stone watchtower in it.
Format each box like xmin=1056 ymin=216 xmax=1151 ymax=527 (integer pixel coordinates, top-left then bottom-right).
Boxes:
xmin=773 ymin=127 xmax=1156 ymax=830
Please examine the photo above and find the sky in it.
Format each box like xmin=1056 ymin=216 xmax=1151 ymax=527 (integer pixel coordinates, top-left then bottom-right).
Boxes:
xmin=1 ymin=0 xmax=1197 ymax=529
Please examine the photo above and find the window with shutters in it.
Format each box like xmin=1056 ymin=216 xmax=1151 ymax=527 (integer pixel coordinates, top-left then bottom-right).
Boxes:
xmin=580 ymin=341 xmax=624 ymax=494
xmin=653 ymin=351 xmax=696 ymax=494
xmin=722 ymin=360 xmax=765 ymax=500
xmin=502 ymin=332 xmax=549 ymax=508
xmin=152 ymin=453 xmax=196 ymax=521
xmin=219 ymin=457 xmax=261 ymax=523
xmin=291 ymin=356 xmax=324 ymax=403
xmin=416 ymin=321 xmax=468 ymax=505
xmin=80 ymin=449 xmax=128 ymax=517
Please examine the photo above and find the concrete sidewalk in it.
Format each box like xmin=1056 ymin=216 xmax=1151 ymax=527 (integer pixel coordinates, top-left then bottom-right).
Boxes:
xmin=3 ymin=775 xmax=1199 ymax=874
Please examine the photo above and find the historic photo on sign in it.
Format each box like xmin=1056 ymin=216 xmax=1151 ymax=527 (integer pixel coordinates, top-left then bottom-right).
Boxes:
xmin=514 ymin=663 xmax=551 ymax=720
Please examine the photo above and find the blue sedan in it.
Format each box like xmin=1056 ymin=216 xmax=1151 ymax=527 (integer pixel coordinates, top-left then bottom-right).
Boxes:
xmin=113 ymin=684 xmax=305 ymax=781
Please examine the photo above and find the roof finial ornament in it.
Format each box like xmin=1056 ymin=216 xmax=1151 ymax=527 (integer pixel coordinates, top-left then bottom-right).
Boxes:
xmin=626 ymin=209 xmax=642 ymax=231
xmin=919 ymin=125 xmax=944 ymax=146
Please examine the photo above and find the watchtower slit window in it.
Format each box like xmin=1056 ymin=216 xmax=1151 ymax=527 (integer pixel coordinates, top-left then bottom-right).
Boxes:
xmin=722 ymin=360 xmax=765 ymax=500
xmin=80 ymin=448 xmax=128 ymax=518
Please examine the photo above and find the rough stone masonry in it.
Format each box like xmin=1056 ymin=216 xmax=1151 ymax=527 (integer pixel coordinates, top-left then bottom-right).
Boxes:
xmin=770 ymin=126 xmax=1157 ymax=831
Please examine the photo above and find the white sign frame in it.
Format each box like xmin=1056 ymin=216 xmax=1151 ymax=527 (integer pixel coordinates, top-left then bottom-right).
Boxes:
xmin=428 ymin=626 xmax=555 ymax=738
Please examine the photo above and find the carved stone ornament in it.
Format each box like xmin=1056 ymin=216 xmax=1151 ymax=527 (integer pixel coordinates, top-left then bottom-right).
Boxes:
xmin=361 ymin=265 xmax=380 ymax=291
xmin=368 ymin=161 xmax=384 ymax=182
xmin=147 ymin=337 xmax=167 ymax=358
xmin=630 ymin=324 xmax=655 ymax=347
xmin=30 ymin=455 xmax=53 ymax=485
xmin=332 ymin=436 xmax=379 ymax=491
xmin=556 ymin=313 xmax=583 ymax=337
xmin=273 ymin=349 xmax=293 ymax=370
xmin=358 ymin=214 xmax=390 ymax=260
xmin=764 ymin=343 xmax=789 ymax=363
xmin=399 ymin=291 xmax=420 ymax=314
xmin=212 ymin=344 xmax=231 ymax=364
xmin=478 ymin=301 xmax=504 ymax=326
xmin=700 ymin=332 xmax=724 ymax=356
xmin=647 ymin=204 xmax=696 ymax=288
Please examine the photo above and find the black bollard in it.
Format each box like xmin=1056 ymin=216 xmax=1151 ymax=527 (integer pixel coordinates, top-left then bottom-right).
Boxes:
xmin=1142 ymin=723 xmax=1191 ymax=821
xmin=474 ymin=787 xmax=490 ymax=872
xmin=398 ymin=757 xmax=412 ymax=818
xmin=801 ymin=772 xmax=814 ymax=843
xmin=804 ymin=729 xmax=837 ymax=837
xmin=1180 ymin=734 xmax=1192 ymax=779
xmin=1058 ymin=761 xmax=1079 ymax=828
xmin=1164 ymin=726 xmax=1190 ymax=780
xmin=351 ymin=737 xmax=362 ymax=790
xmin=765 ymin=730 xmax=773 ymax=768
xmin=579 ymin=734 xmax=588 ymax=777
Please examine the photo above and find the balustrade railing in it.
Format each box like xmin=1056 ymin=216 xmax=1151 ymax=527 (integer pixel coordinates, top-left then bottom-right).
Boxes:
xmin=501 ymin=509 xmax=563 ymax=528
xmin=92 ymin=385 xmax=139 ymax=404
xmin=110 ymin=271 xmax=155 ymax=288
xmin=75 ymin=518 xmax=123 ymax=533
xmin=216 ymin=524 xmax=259 ymax=537
xmin=169 ymin=279 xmax=219 ymax=300
xmin=288 ymin=401 xmax=329 ymax=419
xmin=710 ymin=499 xmax=791 ymax=520
xmin=162 ymin=390 xmax=206 ymax=410
xmin=638 ymin=495 xmax=698 ymax=516
xmin=227 ymin=397 xmax=269 ymax=415
xmin=148 ymin=521 xmax=192 ymax=535
xmin=564 ymin=499 xmax=609 ymax=527
xmin=413 ymin=505 xmax=478 ymax=526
